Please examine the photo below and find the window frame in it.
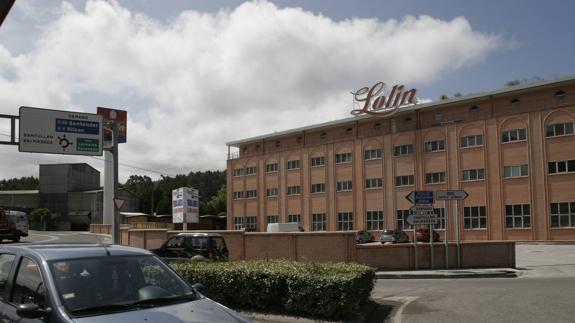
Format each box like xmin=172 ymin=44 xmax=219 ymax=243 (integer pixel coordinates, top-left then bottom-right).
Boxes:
xmin=366 ymin=211 xmax=384 ymax=230
xmin=548 ymin=160 xmax=575 ymax=174
xmin=265 ymin=163 xmax=278 ymax=173
xmin=504 ymin=204 xmax=531 ymax=228
xmin=311 ymin=213 xmax=327 ymax=231
xmin=395 ymin=175 xmax=414 ymax=187
xmin=393 ymin=144 xmax=413 ymax=157
xmin=265 ymin=187 xmax=278 ymax=197
xmin=310 ymin=156 xmax=325 ymax=167
xmin=311 ymin=183 xmax=326 ymax=193
xmin=396 ymin=210 xmax=413 ymax=230
xmin=461 ymin=168 xmax=485 ymax=181
xmin=365 ymin=178 xmax=383 ymax=189
xmin=424 ymin=140 xmax=445 ymax=153
xmin=336 ymin=181 xmax=353 ymax=192
xmin=463 ymin=206 xmax=487 ymax=229
xmin=286 ymin=185 xmax=301 ymax=195
xmin=337 ymin=212 xmax=353 ymax=231
xmin=425 ymin=172 xmax=446 ymax=184
xmin=460 ymin=134 xmax=484 ymax=148
xmin=335 ymin=152 xmax=353 ymax=164
xmin=501 ymin=128 xmax=527 ymax=143
xmin=364 ymin=149 xmax=382 ymax=161
xmin=550 ymin=202 xmax=575 ymax=228
xmin=546 ymin=122 xmax=574 ymax=138
xmin=503 ymin=164 xmax=529 ymax=178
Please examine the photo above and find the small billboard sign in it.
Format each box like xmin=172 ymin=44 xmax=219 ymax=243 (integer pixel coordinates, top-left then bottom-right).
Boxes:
xmin=406 ymin=191 xmax=434 ymax=205
xmin=172 ymin=187 xmax=199 ymax=224
xmin=19 ymin=107 xmax=103 ymax=156
xmin=97 ymin=107 xmax=127 ymax=146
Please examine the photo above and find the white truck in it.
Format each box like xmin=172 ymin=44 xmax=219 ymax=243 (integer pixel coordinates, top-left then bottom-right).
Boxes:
xmin=0 ymin=209 xmax=29 ymax=242
xmin=266 ymin=223 xmax=300 ymax=232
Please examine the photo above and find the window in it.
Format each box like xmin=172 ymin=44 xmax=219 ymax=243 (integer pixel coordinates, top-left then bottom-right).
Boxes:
xmin=266 ymin=188 xmax=278 ymax=197
xmin=424 ymin=140 xmax=445 ymax=152
xmin=345 ymin=128 xmax=353 ymax=135
xmin=366 ymin=211 xmax=384 ymax=230
xmin=287 ymin=186 xmax=301 ymax=195
xmin=434 ymin=208 xmax=446 ymax=229
xmin=395 ymin=175 xmax=414 ymax=187
xmin=0 ymin=254 xmax=15 ymax=298
xmin=287 ymin=160 xmax=300 ymax=170
xmin=320 ymin=132 xmax=327 ymax=139
xmin=312 ymin=213 xmax=327 ymax=231
xmin=460 ymin=134 xmax=483 ymax=148
xmin=245 ymin=166 xmax=257 ymax=175
xmin=234 ymin=217 xmax=244 ymax=230
xmin=425 ymin=172 xmax=446 ymax=184
xmin=336 ymin=181 xmax=352 ymax=192
xmin=364 ymin=149 xmax=382 ymax=160
xmin=396 ymin=210 xmax=413 ymax=230
xmin=267 ymin=215 xmax=278 ymax=224
xmin=546 ymin=122 xmax=574 ymax=137
xmin=505 ymin=204 xmax=531 ymax=228
xmin=394 ymin=144 xmax=413 ymax=156
xmin=233 ymin=168 xmax=243 ymax=177
xmin=550 ymin=202 xmax=575 ymax=228
xmin=245 ymin=190 xmax=257 ymax=198
xmin=232 ymin=191 xmax=244 ymax=199
xmin=548 ymin=160 xmax=575 ymax=174
xmin=336 ymin=153 xmax=352 ymax=164
xmin=503 ymin=165 xmax=528 ymax=178
xmin=463 ymin=206 xmax=487 ymax=229
xmin=311 ymin=156 xmax=325 ymax=167
xmin=165 ymin=236 xmax=185 ymax=248
xmin=12 ymin=257 xmax=46 ymax=308
xmin=462 ymin=168 xmax=485 ymax=181
xmin=288 ymin=214 xmax=300 ymax=224
xmin=245 ymin=216 xmax=257 ymax=232
xmin=365 ymin=178 xmax=383 ymax=189
xmin=266 ymin=163 xmax=278 ymax=172
xmin=337 ymin=212 xmax=353 ymax=231
xmin=311 ymin=183 xmax=326 ymax=193
xmin=502 ymin=128 xmax=527 ymax=143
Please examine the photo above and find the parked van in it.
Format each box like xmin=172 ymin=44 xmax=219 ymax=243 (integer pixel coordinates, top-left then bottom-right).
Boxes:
xmin=6 ymin=210 xmax=29 ymax=240
xmin=266 ymin=223 xmax=300 ymax=232
xmin=0 ymin=208 xmax=28 ymax=242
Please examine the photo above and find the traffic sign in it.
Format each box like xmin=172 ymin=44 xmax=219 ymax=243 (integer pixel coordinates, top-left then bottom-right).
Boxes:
xmin=435 ymin=190 xmax=468 ymax=200
xmin=97 ymin=107 xmax=128 ymax=145
xmin=406 ymin=191 xmax=434 ymax=205
xmin=113 ymin=198 xmax=126 ymax=210
xmin=407 ymin=213 xmax=438 ymax=225
xmin=19 ymin=107 xmax=103 ymax=156
xmin=410 ymin=205 xmax=434 ymax=215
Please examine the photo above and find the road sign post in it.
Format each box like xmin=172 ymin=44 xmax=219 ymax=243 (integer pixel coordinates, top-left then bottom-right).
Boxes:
xmin=406 ymin=191 xmax=436 ymax=270
xmin=435 ymin=190 xmax=468 ymax=269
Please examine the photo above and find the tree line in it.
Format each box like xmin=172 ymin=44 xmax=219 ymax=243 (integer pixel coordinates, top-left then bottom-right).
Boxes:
xmin=0 ymin=171 xmax=227 ymax=216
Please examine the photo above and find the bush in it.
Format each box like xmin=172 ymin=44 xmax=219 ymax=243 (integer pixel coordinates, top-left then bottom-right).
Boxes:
xmin=171 ymin=260 xmax=375 ymax=319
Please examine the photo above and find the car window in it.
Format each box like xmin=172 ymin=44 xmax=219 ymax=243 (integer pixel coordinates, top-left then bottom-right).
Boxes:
xmin=190 ymin=237 xmax=208 ymax=250
xmin=11 ymin=257 xmax=46 ymax=308
xmin=166 ymin=236 xmax=185 ymax=248
xmin=0 ymin=254 xmax=15 ymax=299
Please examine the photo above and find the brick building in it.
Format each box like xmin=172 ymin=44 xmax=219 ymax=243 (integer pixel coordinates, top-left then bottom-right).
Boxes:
xmin=226 ymin=75 xmax=575 ymax=241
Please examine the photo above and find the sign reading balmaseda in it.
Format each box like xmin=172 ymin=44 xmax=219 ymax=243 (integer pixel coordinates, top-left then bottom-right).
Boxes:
xmin=351 ymin=82 xmax=417 ymax=116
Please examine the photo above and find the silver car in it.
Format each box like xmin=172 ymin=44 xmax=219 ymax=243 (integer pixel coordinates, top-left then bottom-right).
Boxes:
xmin=0 ymin=243 xmax=251 ymax=322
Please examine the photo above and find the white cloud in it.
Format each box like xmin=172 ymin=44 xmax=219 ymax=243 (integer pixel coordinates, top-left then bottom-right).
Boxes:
xmin=0 ymin=0 xmax=501 ymax=181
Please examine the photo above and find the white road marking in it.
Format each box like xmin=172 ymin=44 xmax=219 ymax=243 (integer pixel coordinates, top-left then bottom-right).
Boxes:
xmin=28 ymin=233 xmax=59 ymax=243
xmin=383 ymin=296 xmax=418 ymax=323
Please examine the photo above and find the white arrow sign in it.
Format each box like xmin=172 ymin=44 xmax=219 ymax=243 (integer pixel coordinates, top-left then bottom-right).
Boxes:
xmin=407 ymin=213 xmax=438 ymax=225
xmin=435 ymin=190 xmax=469 ymax=200
xmin=406 ymin=191 xmax=434 ymax=205
xmin=410 ymin=205 xmax=434 ymax=215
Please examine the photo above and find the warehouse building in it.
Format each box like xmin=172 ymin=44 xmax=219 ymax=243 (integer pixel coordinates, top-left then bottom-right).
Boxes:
xmin=226 ymin=75 xmax=575 ymax=241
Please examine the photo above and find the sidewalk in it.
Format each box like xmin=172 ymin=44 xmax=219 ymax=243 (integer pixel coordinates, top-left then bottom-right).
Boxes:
xmin=376 ymin=268 xmax=519 ymax=279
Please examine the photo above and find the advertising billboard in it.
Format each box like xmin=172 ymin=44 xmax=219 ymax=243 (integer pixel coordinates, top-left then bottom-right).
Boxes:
xmin=172 ymin=187 xmax=199 ymax=224
xmin=97 ymin=107 xmax=127 ymax=146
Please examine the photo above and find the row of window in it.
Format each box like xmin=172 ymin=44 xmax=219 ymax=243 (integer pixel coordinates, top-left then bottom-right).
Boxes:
xmin=234 ymin=202 xmax=575 ymax=231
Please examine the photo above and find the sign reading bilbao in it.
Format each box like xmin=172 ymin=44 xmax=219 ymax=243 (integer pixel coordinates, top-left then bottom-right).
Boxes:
xmin=351 ymin=82 xmax=417 ymax=116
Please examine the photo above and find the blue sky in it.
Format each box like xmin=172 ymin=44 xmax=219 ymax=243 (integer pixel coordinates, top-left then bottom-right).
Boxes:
xmin=0 ymin=0 xmax=573 ymax=179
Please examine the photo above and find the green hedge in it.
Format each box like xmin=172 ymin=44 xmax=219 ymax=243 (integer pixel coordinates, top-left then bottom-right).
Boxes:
xmin=170 ymin=260 xmax=375 ymax=319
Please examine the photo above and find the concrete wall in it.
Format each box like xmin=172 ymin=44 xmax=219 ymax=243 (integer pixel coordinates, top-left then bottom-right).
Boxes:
xmin=90 ymin=225 xmax=515 ymax=269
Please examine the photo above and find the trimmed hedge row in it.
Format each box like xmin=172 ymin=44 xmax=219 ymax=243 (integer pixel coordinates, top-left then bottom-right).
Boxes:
xmin=170 ymin=260 xmax=375 ymax=319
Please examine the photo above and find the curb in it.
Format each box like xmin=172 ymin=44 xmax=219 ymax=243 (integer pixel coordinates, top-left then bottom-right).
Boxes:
xmin=376 ymin=269 xmax=519 ymax=279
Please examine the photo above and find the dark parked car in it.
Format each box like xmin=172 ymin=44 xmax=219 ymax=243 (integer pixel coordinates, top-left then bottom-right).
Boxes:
xmin=355 ymin=230 xmax=374 ymax=244
xmin=415 ymin=228 xmax=441 ymax=242
xmin=0 ymin=243 xmax=250 ymax=322
xmin=380 ymin=229 xmax=410 ymax=243
xmin=150 ymin=233 xmax=229 ymax=262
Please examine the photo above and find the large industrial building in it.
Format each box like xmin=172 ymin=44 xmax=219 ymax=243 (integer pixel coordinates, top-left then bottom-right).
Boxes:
xmin=226 ymin=75 xmax=575 ymax=241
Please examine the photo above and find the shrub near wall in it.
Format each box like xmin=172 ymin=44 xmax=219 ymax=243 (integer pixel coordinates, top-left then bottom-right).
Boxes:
xmin=171 ymin=260 xmax=375 ymax=319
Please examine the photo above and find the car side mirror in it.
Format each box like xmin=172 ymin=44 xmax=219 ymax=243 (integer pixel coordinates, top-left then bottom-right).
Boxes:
xmin=192 ymin=283 xmax=204 ymax=292
xmin=17 ymin=304 xmax=51 ymax=319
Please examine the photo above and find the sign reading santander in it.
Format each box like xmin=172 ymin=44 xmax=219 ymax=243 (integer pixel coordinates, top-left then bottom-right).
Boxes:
xmin=350 ymin=82 xmax=417 ymax=116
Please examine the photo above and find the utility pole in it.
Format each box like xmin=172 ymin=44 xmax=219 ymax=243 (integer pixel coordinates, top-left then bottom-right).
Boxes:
xmin=112 ymin=123 xmax=120 ymax=244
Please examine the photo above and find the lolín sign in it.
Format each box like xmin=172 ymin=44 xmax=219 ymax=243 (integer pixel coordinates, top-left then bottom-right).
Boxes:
xmin=351 ymin=82 xmax=417 ymax=116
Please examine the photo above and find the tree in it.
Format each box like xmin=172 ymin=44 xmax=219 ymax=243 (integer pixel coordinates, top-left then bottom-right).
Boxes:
xmin=0 ymin=176 xmax=39 ymax=190
xmin=204 ymin=185 xmax=226 ymax=215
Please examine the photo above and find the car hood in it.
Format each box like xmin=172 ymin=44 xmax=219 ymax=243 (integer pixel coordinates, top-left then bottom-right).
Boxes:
xmin=72 ymin=297 xmax=250 ymax=323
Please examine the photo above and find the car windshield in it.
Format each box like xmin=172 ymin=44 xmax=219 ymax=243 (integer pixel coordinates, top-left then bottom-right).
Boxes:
xmin=49 ymin=255 xmax=196 ymax=316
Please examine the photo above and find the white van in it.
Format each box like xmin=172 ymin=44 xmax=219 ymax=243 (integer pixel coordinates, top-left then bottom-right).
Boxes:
xmin=266 ymin=223 xmax=300 ymax=232
xmin=5 ymin=210 xmax=29 ymax=241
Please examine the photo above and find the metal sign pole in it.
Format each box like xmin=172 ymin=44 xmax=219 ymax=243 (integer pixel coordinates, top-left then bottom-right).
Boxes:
xmin=430 ymin=223 xmax=435 ymax=269
xmin=445 ymin=201 xmax=449 ymax=269
xmin=455 ymin=199 xmax=461 ymax=269
xmin=413 ymin=223 xmax=418 ymax=270
xmin=112 ymin=123 xmax=120 ymax=244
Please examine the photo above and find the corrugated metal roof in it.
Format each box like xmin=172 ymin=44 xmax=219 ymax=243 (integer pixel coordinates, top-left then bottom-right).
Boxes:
xmin=226 ymin=74 xmax=575 ymax=146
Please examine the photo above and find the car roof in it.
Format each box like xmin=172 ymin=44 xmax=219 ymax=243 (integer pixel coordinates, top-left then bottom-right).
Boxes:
xmin=0 ymin=244 xmax=152 ymax=261
xmin=176 ymin=232 xmax=223 ymax=237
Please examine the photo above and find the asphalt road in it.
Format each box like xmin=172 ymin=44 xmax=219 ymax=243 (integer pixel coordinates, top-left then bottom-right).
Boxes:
xmin=12 ymin=232 xmax=575 ymax=323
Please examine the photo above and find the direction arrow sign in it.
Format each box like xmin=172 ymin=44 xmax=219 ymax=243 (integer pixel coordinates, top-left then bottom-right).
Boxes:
xmin=113 ymin=198 xmax=126 ymax=210
xmin=406 ymin=191 xmax=434 ymax=205
xmin=410 ymin=205 xmax=434 ymax=215
xmin=407 ymin=213 xmax=438 ymax=225
xmin=435 ymin=190 xmax=469 ymax=200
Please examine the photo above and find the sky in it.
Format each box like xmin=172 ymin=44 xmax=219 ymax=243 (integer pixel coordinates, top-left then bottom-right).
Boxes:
xmin=0 ymin=0 xmax=573 ymax=182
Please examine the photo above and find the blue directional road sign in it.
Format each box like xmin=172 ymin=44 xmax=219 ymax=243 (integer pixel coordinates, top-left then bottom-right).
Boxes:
xmin=406 ymin=190 xmax=434 ymax=205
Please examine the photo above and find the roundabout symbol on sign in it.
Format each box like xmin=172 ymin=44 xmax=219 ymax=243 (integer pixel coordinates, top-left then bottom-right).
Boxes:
xmin=58 ymin=134 xmax=73 ymax=151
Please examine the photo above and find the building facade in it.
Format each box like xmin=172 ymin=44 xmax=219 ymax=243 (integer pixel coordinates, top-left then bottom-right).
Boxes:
xmin=226 ymin=76 xmax=575 ymax=241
